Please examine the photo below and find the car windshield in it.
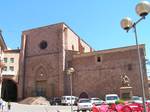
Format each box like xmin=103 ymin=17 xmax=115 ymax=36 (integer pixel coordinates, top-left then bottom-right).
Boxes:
xmin=66 ymin=97 xmax=70 ymax=100
xmin=79 ymin=99 xmax=91 ymax=103
xmin=107 ymin=96 xmax=118 ymax=100
xmin=133 ymin=97 xmax=140 ymax=100
xmin=92 ymin=98 xmax=100 ymax=101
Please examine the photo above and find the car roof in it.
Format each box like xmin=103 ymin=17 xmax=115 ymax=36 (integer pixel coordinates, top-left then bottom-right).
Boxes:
xmin=105 ymin=94 xmax=118 ymax=97
xmin=90 ymin=98 xmax=100 ymax=99
xmin=79 ymin=98 xmax=90 ymax=100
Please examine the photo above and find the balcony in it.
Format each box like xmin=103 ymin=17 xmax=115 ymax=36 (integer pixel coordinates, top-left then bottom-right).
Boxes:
xmin=1 ymin=71 xmax=15 ymax=76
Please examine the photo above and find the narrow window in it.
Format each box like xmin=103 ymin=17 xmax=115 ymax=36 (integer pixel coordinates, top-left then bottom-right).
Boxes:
xmin=72 ymin=45 xmax=74 ymax=50
xmin=97 ymin=56 xmax=101 ymax=62
xmin=128 ymin=64 xmax=132 ymax=71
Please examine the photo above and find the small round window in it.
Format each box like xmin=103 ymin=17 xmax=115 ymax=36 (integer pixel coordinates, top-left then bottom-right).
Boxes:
xmin=39 ymin=40 xmax=48 ymax=49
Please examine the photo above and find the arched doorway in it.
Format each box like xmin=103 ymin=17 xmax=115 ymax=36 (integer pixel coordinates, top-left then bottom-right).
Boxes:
xmin=1 ymin=79 xmax=17 ymax=102
xmin=35 ymin=66 xmax=47 ymax=97
xmin=36 ymin=80 xmax=46 ymax=96
xmin=79 ymin=92 xmax=89 ymax=98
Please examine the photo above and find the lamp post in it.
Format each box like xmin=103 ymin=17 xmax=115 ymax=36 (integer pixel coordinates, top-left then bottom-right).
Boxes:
xmin=120 ymin=1 xmax=150 ymax=112
xmin=67 ymin=67 xmax=75 ymax=112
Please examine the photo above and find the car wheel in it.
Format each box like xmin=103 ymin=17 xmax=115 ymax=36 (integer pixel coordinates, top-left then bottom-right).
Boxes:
xmin=82 ymin=110 xmax=86 ymax=112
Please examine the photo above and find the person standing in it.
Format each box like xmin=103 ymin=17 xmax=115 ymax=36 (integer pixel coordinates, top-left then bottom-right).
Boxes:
xmin=7 ymin=101 xmax=11 ymax=112
xmin=1 ymin=100 xmax=6 ymax=112
xmin=0 ymin=98 xmax=2 ymax=111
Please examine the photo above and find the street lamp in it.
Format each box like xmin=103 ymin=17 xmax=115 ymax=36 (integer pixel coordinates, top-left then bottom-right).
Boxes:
xmin=67 ymin=67 xmax=75 ymax=112
xmin=120 ymin=1 xmax=150 ymax=112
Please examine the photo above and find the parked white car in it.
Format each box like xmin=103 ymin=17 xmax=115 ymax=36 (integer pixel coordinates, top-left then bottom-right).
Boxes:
xmin=90 ymin=97 xmax=104 ymax=105
xmin=105 ymin=94 xmax=119 ymax=104
xmin=77 ymin=98 xmax=93 ymax=111
xmin=131 ymin=96 xmax=142 ymax=104
xmin=61 ymin=96 xmax=78 ymax=105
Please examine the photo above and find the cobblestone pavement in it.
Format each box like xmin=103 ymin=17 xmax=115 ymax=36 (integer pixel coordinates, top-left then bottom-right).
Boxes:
xmin=0 ymin=103 xmax=91 ymax=112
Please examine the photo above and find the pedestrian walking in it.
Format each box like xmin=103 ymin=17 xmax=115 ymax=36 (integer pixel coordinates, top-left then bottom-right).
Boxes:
xmin=7 ymin=101 xmax=11 ymax=111
xmin=0 ymin=98 xmax=2 ymax=111
xmin=1 ymin=100 xmax=6 ymax=112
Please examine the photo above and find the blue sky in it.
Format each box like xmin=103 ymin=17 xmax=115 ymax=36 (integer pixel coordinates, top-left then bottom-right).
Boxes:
xmin=0 ymin=0 xmax=150 ymax=74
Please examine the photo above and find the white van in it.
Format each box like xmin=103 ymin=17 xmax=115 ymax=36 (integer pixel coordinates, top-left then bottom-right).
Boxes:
xmin=61 ymin=96 xmax=78 ymax=105
xmin=105 ymin=94 xmax=119 ymax=104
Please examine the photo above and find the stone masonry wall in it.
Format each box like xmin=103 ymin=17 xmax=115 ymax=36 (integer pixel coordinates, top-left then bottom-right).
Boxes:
xmin=72 ymin=46 xmax=149 ymax=99
xmin=19 ymin=23 xmax=64 ymax=99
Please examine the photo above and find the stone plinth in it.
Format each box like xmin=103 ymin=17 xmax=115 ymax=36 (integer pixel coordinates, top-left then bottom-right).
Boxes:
xmin=120 ymin=86 xmax=133 ymax=100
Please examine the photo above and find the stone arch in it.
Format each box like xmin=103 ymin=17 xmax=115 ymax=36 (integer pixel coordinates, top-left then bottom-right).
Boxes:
xmin=1 ymin=78 xmax=17 ymax=102
xmin=35 ymin=65 xmax=48 ymax=80
xmin=79 ymin=92 xmax=89 ymax=98
xmin=32 ymin=62 xmax=53 ymax=74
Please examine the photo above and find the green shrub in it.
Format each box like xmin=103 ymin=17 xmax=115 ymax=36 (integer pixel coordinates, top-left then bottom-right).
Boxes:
xmin=115 ymin=99 xmax=125 ymax=104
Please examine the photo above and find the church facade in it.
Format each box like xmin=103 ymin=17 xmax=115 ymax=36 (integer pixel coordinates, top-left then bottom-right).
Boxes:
xmin=18 ymin=22 xmax=149 ymax=100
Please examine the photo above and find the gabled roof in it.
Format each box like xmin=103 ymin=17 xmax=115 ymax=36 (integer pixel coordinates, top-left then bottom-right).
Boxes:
xmin=0 ymin=31 xmax=7 ymax=50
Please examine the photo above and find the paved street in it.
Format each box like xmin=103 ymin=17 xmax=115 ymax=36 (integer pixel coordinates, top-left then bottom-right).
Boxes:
xmin=1 ymin=103 xmax=81 ymax=112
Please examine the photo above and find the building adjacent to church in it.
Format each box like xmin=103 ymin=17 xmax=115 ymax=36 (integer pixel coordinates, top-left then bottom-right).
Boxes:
xmin=0 ymin=22 xmax=149 ymax=101
xmin=0 ymin=32 xmax=20 ymax=101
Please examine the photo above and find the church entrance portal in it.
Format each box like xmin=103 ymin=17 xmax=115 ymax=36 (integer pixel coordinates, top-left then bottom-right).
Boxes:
xmin=79 ymin=92 xmax=89 ymax=98
xmin=36 ymin=81 xmax=46 ymax=97
xmin=1 ymin=79 xmax=17 ymax=102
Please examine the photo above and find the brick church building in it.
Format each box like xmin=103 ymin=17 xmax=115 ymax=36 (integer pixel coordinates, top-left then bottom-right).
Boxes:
xmin=17 ymin=22 xmax=149 ymax=100
xmin=0 ymin=22 xmax=149 ymax=101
